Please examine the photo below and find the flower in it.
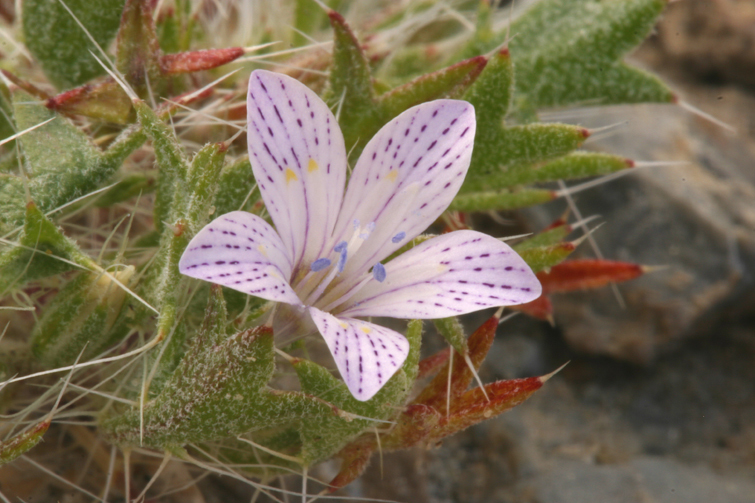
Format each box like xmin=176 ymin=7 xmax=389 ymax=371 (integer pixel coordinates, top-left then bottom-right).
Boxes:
xmin=179 ymin=70 xmax=541 ymax=401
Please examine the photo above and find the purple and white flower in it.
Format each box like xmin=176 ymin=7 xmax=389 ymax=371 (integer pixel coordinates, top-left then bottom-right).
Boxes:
xmin=179 ymin=70 xmax=541 ymax=401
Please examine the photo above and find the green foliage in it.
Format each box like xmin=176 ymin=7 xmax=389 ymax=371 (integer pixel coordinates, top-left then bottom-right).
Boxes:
xmin=0 ymin=89 xmax=145 ymax=234
xmin=0 ymin=203 xmax=96 ymax=291
xmin=23 ymin=0 xmax=126 ymax=89
xmin=30 ymin=268 xmax=134 ymax=367
xmin=506 ymin=0 xmax=674 ymax=112
xmin=434 ymin=317 xmax=468 ymax=354
xmin=0 ymin=421 xmax=49 ymax=466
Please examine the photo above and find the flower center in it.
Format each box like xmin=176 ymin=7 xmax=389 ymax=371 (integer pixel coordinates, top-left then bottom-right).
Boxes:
xmin=293 ymin=219 xmax=386 ymax=309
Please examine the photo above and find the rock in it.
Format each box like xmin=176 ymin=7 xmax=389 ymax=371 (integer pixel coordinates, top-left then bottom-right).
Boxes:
xmin=524 ymin=97 xmax=755 ymax=362
xmin=530 ymin=457 xmax=755 ymax=503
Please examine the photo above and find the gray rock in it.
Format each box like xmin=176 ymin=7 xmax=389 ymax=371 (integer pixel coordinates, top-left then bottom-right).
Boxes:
xmin=524 ymin=100 xmax=755 ymax=362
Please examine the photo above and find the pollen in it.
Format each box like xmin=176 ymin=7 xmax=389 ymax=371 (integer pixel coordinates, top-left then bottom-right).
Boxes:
xmin=285 ymin=168 xmax=298 ymax=183
xmin=386 ymin=170 xmax=398 ymax=182
xmin=307 ymin=158 xmax=319 ymax=172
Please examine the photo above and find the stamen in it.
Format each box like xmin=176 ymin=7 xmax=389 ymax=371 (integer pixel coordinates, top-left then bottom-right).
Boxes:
xmin=335 ymin=241 xmax=348 ymax=272
xmin=310 ymin=258 xmax=331 ymax=272
xmin=391 ymin=231 xmax=406 ymax=243
xmin=372 ymin=263 xmax=386 ymax=282
xmin=359 ymin=222 xmax=377 ymax=239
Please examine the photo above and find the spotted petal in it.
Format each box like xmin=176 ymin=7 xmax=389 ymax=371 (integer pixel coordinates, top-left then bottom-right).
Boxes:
xmin=247 ymin=70 xmax=347 ymax=277
xmin=309 ymin=307 xmax=409 ymax=402
xmin=331 ymin=100 xmax=475 ymax=281
xmin=179 ymin=211 xmax=301 ymax=305
xmin=337 ymin=230 xmax=541 ymax=319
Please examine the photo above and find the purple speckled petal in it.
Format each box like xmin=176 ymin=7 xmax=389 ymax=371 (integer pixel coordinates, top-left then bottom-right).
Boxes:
xmin=179 ymin=211 xmax=301 ymax=306
xmin=247 ymin=70 xmax=346 ymax=277
xmin=337 ymin=230 xmax=541 ymax=319
xmin=309 ymin=307 xmax=409 ymax=402
xmin=330 ymin=100 xmax=475 ymax=283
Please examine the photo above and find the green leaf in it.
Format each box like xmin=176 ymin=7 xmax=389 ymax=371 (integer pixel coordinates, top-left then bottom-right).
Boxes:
xmin=133 ymin=100 xmax=188 ymax=232
xmin=102 ymin=326 xmax=278 ymax=448
xmin=2 ymin=89 xmax=145 ymax=233
xmin=213 ymin=158 xmax=259 ymax=216
xmin=185 ymin=143 xmax=226 ymax=235
xmin=517 ymin=152 xmax=632 ymax=185
xmin=448 ymin=188 xmax=556 ymax=212
xmin=30 ymin=267 xmax=135 ymax=368
xmin=23 ymin=0 xmax=126 ymax=89
xmin=0 ymin=420 xmax=50 ymax=466
xmin=115 ymin=0 xmax=163 ymax=96
xmin=513 ymin=221 xmax=573 ymax=252
xmin=378 ymin=56 xmax=488 ymax=120
xmin=506 ymin=0 xmax=673 ymax=111
xmin=518 ymin=242 xmax=576 ymax=273
xmin=0 ymin=202 xmax=96 ymax=291
xmin=433 ymin=317 xmax=467 ymax=355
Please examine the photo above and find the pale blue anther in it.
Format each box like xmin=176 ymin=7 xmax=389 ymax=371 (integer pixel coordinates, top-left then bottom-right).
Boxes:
xmin=372 ymin=263 xmax=386 ymax=282
xmin=334 ymin=241 xmax=348 ymax=272
xmin=391 ymin=231 xmax=406 ymax=243
xmin=359 ymin=221 xmax=376 ymax=239
xmin=311 ymin=258 xmax=331 ymax=272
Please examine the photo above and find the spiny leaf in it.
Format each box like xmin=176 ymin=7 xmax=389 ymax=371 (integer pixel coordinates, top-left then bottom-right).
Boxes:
xmin=511 ymin=295 xmax=554 ymax=322
xmin=46 ymin=80 xmax=134 ymax=124
xmin=30 ymin=267 xmax=134 ymax=368
xmin=539 ymin=259 xmax=646 ymax=293
xmin=0 ymin=202 xmax=96 ymax=290
xmin=378 ymin=56 xmax=487 ymax=120
xmin=23 ymin=0 xmax=126 ymax=89
xmin=514 ymin=218 xmax=573 ymax=252
xmin=414 ymin=314 xmax=498 ymax=411
xmin=506 ymin=152 xmax=632 ymax=187
xmin=518 ymin=242 xmax=576 ymax=274
xmin=506 ymin=0 xmax=674 ymax=112
xmin=2 ymin=89 xmax=145 ymax=232
xmin=426 ymin=375 xmax=545 ymax=442
xmin=448 ymin=188 xmax=556 ymax=213
xmin=0 ymin=420 xmax=50 ymax=466
xmin=433 ymin=317 xmax=468 ymax=355
xmin=116 ymin=0 xmax=162 ymax=96
xmin=102 ymin=326 xmax=277 ymax=448
xmin=212 ymin=158 xmax=258 ymax=216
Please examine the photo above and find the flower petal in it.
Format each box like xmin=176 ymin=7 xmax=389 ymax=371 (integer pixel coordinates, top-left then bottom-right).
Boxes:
xmin=338 ymin=230 xmax=541 ymax=319
xmin=179 ymin=211 xmax=301 ymax=305
xmin=331 ymin=100 xmax=475 ymax=280
xmin=247 ymin=70 xmax=346 ymax=276
xmin=309 ymin=307 xmax=409 ymax=401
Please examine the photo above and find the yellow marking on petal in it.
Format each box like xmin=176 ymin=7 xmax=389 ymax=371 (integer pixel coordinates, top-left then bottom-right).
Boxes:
xmin=360 ymin=326 xmax=372 ymax=334
xmin=386 ymin=170 xmax=398 ymax=182
xmin=339 ymin=321 xmax=349 ymax=329
xmin=257 ymin=244 xmax=268 ymax=256
xmin=285 ymin=168 xmax=298 ymax=184
xmin=307 ymin=158 xmax=318 ymax=173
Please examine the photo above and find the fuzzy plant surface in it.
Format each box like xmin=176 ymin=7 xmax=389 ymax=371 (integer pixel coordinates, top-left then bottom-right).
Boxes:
xmin=0 ymin=0 xmax=672 ymax=500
